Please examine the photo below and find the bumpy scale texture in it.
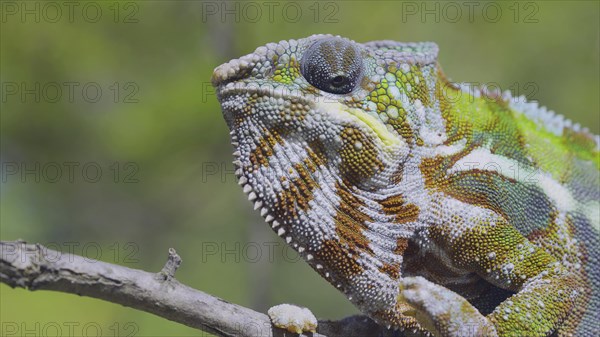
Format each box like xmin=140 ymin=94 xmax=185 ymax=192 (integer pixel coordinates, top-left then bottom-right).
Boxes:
xmin=212 ymin=35 xmax=599 ymax=337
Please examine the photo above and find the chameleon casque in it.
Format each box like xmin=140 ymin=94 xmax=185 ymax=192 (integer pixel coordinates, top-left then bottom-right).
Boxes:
xmin=211 ymin=35 xmax=599 ymax=336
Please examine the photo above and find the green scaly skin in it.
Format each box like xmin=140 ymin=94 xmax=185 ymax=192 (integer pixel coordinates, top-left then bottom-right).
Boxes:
xmin=212 ymin=35 xmax=599 ymax=336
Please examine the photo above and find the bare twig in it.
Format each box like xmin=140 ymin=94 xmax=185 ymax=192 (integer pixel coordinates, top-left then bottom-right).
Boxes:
xmin=0 ymin=240 xmax=397 ymax=337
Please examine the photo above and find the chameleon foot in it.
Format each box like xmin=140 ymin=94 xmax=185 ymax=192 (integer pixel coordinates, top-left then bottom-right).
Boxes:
xmin=267 ymin=303 xmax=318 ymax=334
xmin=400 ymin=276 xmax=498 ymax=337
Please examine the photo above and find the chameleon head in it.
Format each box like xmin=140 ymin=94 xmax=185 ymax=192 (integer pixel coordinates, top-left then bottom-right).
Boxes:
xmin=212 ymin=35 xmax=440 ymax=189
xmin=211 ymin=35 xmax=440 ymax=319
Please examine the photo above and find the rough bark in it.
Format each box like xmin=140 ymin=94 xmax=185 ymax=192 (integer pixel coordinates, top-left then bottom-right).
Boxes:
xmin=0 ymin=240 xmax=397 ymax=337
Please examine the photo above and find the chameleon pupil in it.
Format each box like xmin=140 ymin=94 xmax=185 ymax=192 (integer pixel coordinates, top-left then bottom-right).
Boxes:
xmin=331 ymin=75 xmax=348 ymax=87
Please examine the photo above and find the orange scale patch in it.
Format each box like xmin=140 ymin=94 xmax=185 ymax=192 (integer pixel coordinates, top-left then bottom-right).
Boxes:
xmin=315 ymin=239 xmax=364 ymax=278
xmin=334 ymin=183 xmax=375 ymax=256
xmin=272 ymin=163 xmax=317 ymax=218
xmin=248 ymin=132 xmax=284 ymax=169
xmin=379 ymin=195 xmax=420 ymax=224
xmin=378 ymin=263 xmax=401 ymax=280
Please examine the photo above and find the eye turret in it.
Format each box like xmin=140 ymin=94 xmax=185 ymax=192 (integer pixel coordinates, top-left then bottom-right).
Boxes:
xmin=300 ymin=37 xmax=363 ymax=94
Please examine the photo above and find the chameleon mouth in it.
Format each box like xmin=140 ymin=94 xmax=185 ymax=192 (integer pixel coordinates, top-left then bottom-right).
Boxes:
xmin=216 ymin=81 xmax=314 ymax=104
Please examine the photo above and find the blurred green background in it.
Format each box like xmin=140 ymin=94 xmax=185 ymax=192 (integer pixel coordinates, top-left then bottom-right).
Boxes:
xmin=1 ymin=1 xmax=598 ymax=336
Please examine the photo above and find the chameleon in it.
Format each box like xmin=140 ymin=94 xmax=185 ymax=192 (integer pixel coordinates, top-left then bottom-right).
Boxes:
xmin=211 ymin=34 xmax=599 ymax=336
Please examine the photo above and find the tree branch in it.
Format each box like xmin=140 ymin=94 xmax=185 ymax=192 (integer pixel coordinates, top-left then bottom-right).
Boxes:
xmin=0 ymin=240 xmax=396 ymax=337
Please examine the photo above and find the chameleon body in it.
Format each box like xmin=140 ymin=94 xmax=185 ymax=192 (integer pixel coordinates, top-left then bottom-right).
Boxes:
xmin=212 ymin=35 xmax=599 ymax=336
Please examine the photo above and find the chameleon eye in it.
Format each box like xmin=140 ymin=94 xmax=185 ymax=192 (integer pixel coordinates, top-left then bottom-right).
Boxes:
xmin=300 ymin=37 xmax=363 ymax=94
